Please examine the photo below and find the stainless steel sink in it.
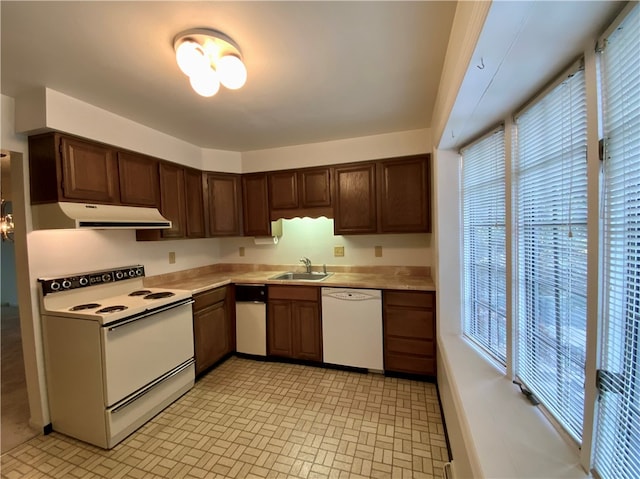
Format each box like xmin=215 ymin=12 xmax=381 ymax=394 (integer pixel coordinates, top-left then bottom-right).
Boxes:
xmin=269 ymin=272 xmax=333 ymax=281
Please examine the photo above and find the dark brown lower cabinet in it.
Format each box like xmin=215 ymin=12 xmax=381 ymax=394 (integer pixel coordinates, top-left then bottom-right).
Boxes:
xmin=267 ymin=286 xmax=322 ymax=362
xmin=193 ymin=286 xmax=233 ymax=375
xmin=383 ymin=290 xmax=436 ymax=377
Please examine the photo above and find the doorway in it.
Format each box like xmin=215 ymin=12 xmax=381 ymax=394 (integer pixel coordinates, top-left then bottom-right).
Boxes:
xmin=1 ymin=152 xmax=38 ymax=453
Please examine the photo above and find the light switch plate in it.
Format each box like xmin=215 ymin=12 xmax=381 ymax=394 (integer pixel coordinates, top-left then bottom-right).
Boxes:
xmin=168 ymin=252 xmax=176 ymax=264
xmin=334 ymin=246 xmax=344 ymax=257
xmin=375 ymin=246 xmax=383 ymax=257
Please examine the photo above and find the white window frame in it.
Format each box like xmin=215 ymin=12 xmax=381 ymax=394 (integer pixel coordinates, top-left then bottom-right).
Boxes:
xmin=461 ymin=127 xmax=507 ymax=366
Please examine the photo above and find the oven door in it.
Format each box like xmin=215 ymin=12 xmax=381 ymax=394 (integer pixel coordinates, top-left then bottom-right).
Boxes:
xmin=101 ymin=299 xmax=194 ymax=406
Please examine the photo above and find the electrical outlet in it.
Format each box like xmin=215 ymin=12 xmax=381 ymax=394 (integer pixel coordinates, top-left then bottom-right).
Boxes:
xmin=375 ymin=245 xmax=383 ymax=257
xmin=168 ymin=252 xmax=176 ymax=264
xmin=239 ymin=246 xmax=245 ymax=257
xmin=334 ymin=246 xmax=344 ymax=257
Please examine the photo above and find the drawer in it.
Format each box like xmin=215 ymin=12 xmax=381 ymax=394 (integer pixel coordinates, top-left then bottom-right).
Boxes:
xmin=385 ymin=353 xmax=436 ymax=376
xmin=268 ymin=285 xmax=318 ymax=302
xmin=194 ymin=287 xmax=226 ymax=311
xmin=385 ymin=337 xmax=435 ymax=357
xmin=384 ymin=309 xmax=434 ymax=339
xmin=384 ymin=290 xmax=434 ymax=309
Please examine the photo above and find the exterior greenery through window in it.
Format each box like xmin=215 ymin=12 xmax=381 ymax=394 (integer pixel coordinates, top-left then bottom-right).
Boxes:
xmin=461 ymin=129 xmax=506 ymax=364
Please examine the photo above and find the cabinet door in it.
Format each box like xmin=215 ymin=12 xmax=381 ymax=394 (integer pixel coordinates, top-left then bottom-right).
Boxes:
xmin=206 ymin=173 xmax=242 ymax=236
xmin=383 ymin=291 xmax=436 ymax=376
xmin=292 ymin=301 xmax=322 ymax=361
xmin=267 ymin=300 xmax=293 ymax=358
xmin=193 ymin=301 xmax=228 ymax=375
xmin=159 ymin=163 xmax=186 ymax=238
xmin=269 ymin=171 xmax=298 ymax=210
xmin=59 ymin=136 xmax=120 ymax=203
xmin=379 ymin=155 xmax=431 ymax=233
xmin=333 ymin=163 xmax=377 ymax=234
xmin=299 ymin=168 xmax=331 ymax=207
xmin=118 ymin=152 xmax=159 ymax=207
xmin=242 ymin=173 xmax=271 ymax=236
xmin=184 ymin=168 xmax=205 ymax=238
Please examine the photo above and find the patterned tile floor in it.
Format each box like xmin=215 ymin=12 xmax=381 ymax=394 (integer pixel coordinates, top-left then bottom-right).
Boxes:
xmin=1 ymin=357 xmax=448 ymax=479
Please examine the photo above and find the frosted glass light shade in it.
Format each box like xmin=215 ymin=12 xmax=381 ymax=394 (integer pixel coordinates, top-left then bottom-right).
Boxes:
xmin=174 ymin=28 xmax=247 ymax=97
xmin=217 ymin=55 xmax=247 ymax=89
xmin=189 ymin=67 xmax=220 ymax=97
xmin=175 ymin=40 xmax=209 ymax=77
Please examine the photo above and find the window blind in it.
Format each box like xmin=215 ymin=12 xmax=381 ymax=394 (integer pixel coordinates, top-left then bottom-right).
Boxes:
xmin=594 ymin=4 xmax=640 ymax=479
xmin=461 ymin=128 xmax=507 ymax=364
xmin=514 ymin=65 xmax=588 ymax=441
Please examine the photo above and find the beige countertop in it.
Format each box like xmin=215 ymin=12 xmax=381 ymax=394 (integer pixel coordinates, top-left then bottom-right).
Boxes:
xmin=144 ymin=264 xmax=435 ymax=295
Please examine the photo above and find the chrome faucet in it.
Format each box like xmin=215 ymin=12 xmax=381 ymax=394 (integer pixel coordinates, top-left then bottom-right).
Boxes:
xmin=300 ymin=257 xmax=312 ymax=273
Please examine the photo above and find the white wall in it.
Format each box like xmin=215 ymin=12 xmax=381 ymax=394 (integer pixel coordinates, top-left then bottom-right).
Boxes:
xmin=242 ymin=128 xmax=430 ymax=172
xmin=217 ymin=217 xmax=431 ymax=268
xmin=27 ymin=230 xmax=222 ymax=278
xmin=15 ymin=88 xmax=243 ymax=172
xmin=2 ymin=93 xmax=50 ymax=429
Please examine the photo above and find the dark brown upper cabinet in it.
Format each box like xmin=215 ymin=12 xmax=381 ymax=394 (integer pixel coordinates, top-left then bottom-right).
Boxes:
xmin=28 ymin=132 xmax=120 ymax=205
xmin=158 ymin=163 xmax=186 ymax=239
xmin=137 ymin=164 xmax=205 ymax=241
xmin=268 ymin=167 xmax=332 ymax=220
xmin=205 ymin=172 xmax=242 ymax=237
xmin=242 ymin=173 xmax=271 ymax=236
xmin=332 ymin=162 xmax=378 ymax=234
xmin=300 ymin=168 xmax=331 ymax=208
xmin=184 ymin=167 xmax=206 ymax=238
xmin=118 ymin=152 xmax=159 ymax=207
xmin=379 ymin=155 xmax=431 ymax=233
xmin=269 ymin=171 xmax=299 ymax=210
xmin=332 ymin=155 xmax=431 ymax=235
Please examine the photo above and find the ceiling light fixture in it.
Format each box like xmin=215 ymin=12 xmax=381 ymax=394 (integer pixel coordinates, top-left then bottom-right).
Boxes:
xmin=173 ymin=28 xmax=247 ymax=98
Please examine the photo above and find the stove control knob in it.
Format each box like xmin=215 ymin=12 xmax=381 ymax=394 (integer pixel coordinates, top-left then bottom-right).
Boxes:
xmin=136 ymin=267 xmax=143 ymax=277
xmin=102 ymin=274 xmax=112 ymax=282
xmin=62 ymin=280 xmax=72 ymax=289
xmin=50 ymin=281 xmax=61 ymax=291
xmin=79 ymin=277 xmax=89 ymax=286
xmin=115 ymin=271 xmax=125 ymax=280
xmin=128 ymin=269 xmax=136 ymax=277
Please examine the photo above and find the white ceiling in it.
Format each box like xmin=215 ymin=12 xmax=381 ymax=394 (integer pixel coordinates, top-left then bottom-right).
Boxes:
xmin=0 ymin=1 xmax=457 ymax=152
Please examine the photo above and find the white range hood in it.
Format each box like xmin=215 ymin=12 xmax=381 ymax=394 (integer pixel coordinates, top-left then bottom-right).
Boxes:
xmin=31 ymin=202 xmax=171 ymax=230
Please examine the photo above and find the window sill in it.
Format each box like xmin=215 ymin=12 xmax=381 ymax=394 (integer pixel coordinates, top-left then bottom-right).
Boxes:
xmin=438 ymin=333 xmax=588 ymax=478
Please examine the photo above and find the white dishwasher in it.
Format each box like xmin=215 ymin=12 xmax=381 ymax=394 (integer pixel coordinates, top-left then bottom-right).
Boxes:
xmin=321 ymin=288 xmax=383 ymax=371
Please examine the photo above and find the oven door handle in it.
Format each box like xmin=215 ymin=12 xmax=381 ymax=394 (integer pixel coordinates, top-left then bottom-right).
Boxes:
xmin=108 ymin=358 xmax=194 ymax=413
xmin=106 ymin=298 xmax=195 ymax=331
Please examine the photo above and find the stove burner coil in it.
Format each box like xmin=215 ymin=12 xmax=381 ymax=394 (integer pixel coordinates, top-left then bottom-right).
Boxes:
xmin=69 ymin=303 xmax=101 ymax=311
xmin=128 ymin=290 xmax=152 ymax=296
xmin=144 ymin=292 xmax=175 ymax=300
xmin=96 ymin=305 xmax=128 ymax=314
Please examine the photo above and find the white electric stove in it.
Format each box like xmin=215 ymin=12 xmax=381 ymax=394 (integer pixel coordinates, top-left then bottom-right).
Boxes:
xmin=39 ymin=264 xmax=195 ymax=449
